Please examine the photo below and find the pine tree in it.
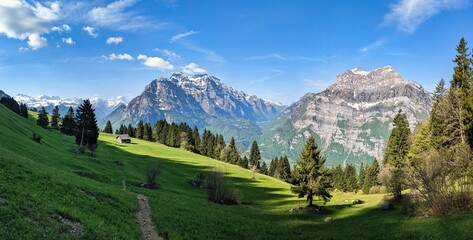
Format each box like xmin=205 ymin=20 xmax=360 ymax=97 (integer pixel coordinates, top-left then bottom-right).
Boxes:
xmin=75 ymin=99 xmax=99 ymax=149
xmin=213 ymin=134 xmax=226 ymax=160
xmin=191 ymin=126 xmax=201 ymax=154
xmin=237 ymin=155 xmax=249 ymax=169
xmin=36 ymin=107 xmax=49 ymax=128
xmin=143 ymin=122 xmax=152 ymax=141
xmin=451 ymin=38 xmax=472 ymax=90
xmin=227 ymin=137 xmax=239 ymax=164
xmin=343 ymin=164 xmax=358 ymax=192
xmin=136 ymin=120 xmax=144 ymax=139
xmin=362 ymin=159 xmax=380 ymax=194
xmin=260 ymin=161 xmax=269 ymax=175
xmin=268 ymin=158 xmax=278 ymax=176
xmin=60 ymin=107 xmax=76 ymax=135
xmin=250 ymin=140 xmax=261 ymax=169
xmin=358 ymin=162 xmax=366 ymax=190
xmin=275 ymin=156 xmax=291 ymax=182
xmin=433 ymin=78 xmax=446 ymax=102
xmin=103 ymin=120 xmax=113 ymax=134
xmin=127 ymin=124 xmax=135 ymax=137
xmin=50 ymin=105 xmax=60 ymax=129
xmin=291 ymin=136 xmax=332 ymax=206
xmin=384 ymin=109 xmax=410 ymax=201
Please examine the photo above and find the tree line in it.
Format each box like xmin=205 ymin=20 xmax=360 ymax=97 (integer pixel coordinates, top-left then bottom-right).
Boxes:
xmin=0 ymin=96 xmax=28 ymax=118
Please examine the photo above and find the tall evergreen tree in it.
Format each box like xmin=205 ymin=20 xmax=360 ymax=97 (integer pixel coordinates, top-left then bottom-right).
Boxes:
xmin=50 ymin=105 xmax=60 ymax=129
xmin=268 ymin=158 xmax=278 ymax=177
xmin=60 ymin=107 xmax=76 ymax=135
xmin=384 ymin=109 xmax=410 ymax=201
xmin=451 ymin=38 xmax=472 ymax=90
xmin=260 ymin=161 xmax=269 ymax=175
xmin=362 ymin=159 xmax=380 ymax=194
xmin=275 ymin=156 xmax=292 ymax=182
xmin=127 ymin=124 xmax=135 ymax=137
xmin=75 ymin=99 xmax=99 ymax=148
xmin=250 ymin=140 xmax=261 ymax=169
xmin=291 ymin=136 xmax=332 ymax=206
xmin=103 ymin=120 xmax=113 ymax=134
xmin=191 ymin=126 xmax=201 ymax=154
xmin=136 ymin=120 xmax=144 ymax=139
xmin=358 ymin=162 xmax=366 ymax=190
xmin=143 ymin=122 xmax=152 ymax=141
xmin=36 ymin=107 xmax=49 ymax=128
xmin=237 ymin=155 xmax=249 ymax=169
xmin=343 ymin=164 xmax=358 ymax=192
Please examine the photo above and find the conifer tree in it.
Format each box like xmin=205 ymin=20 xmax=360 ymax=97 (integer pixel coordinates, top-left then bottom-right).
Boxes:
xmin=237 ymin=155 xmax=249 ymax=169
xmin=260 ymin=161 xmax=269 ymax=175
xmin=191 ymin=126 xmax=201 ymax=154
xmin=103 ymin=120 xmax=113 ymax=134
xmin=50 ymin=105 xmax=60 ymax=129
xmin=60 ymin=106 xmax=76 ymax=135
xmin=250 ymin=140 xmax=261 ymax=169
xmin=343 ymin=164 xmax=358 ymax=192
xmin=127 ymin=124 xmax=135 ymax=137
xmin=275 ymin=156 xmax=292 ymax=182
xmin=384 ymin=109 xmax=410 ymax=201
xmin=75 ymin=99 xmax=99 ymax=149
xmin=358 ymin=162 xmax=366 ymax=190
xmin=331 ymin=164 xmax=344 ymax=190
xmin=451 ymin=38 xmax=472 ymax=90
xmin=143 ymin=122 xmax=152 ymax=141
xmin=214 ymin=134 xmax=226 ymax=160
xmin=268 ymin=158 xmax=278 ymax=176
xmin=291 ymin=136 xmax=332 ymax=206
xmin=136 ymin=120 xmax=144 ymax=139
xmin=362 ymin=159 xmax=380 ymax=194
xmin=36 ymin=107 xmax=49 ymax=128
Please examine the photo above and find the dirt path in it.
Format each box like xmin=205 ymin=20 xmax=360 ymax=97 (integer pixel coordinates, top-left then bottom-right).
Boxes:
xmin=136 ymin=194 xmax=163 ymax=240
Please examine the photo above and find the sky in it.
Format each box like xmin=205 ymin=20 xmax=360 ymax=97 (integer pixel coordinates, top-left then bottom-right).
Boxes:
xmin=0 ymin=0 xmax=472 ymax=105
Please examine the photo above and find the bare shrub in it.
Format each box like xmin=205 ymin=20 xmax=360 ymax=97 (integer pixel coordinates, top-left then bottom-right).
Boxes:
xmin=204 ymin=168 xmax=240 ymax=205
xmin=143 ymin=164 xmax=162 ymax=189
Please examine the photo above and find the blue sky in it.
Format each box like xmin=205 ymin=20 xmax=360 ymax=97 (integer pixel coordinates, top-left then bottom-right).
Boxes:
xmin=0 ymin=0 xmax=472 ymax=104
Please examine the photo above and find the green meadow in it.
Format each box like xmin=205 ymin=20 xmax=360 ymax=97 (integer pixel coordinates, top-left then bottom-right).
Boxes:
xmin=1 ymin=104 xmax=473 ymax=239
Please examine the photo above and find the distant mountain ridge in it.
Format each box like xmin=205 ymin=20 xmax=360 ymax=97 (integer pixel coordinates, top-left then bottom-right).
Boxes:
xmin=103 ymin=73 xmax=286 ymax=146
xmin=13 ymin=94 xmax=128 ymax=120
xmin=260 ymin=66 xmax=433 ymax=166
xmin=0 ymin=90 xmax=9 ymax=99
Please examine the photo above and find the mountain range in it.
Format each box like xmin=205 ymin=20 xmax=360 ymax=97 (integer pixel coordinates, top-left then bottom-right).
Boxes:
xmin=4 ymin=66 xmax=433 ymax=167
xmin=13 ymin=94 xmax=128 ymax=121
xmin=259 ymin=66 xmax=432 ymax=166
xmin=103 ymin=73 xmax=286 ymax=147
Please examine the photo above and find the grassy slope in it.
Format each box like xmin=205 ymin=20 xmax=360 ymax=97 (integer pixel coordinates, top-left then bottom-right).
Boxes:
xmin=1 ymin=104 xmax=473 ymax=239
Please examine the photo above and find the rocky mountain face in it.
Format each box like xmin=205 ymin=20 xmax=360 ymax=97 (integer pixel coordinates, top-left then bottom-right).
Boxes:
xmin=103 ymin=73 xmax=286 ymax=145
xmin=260 ymin=66 xmax=433 ymax=166
xmin=13 ymin=94 xmax=128 ymax=120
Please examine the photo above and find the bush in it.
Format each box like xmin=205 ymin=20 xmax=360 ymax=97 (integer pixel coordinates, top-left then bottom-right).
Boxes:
xmin=32 ymin=133 xmax=42 ymax=143
xmin=189 ymin=172 xmax=206 ymax=187
xmin=143 ymin=164 xmax=162 ymax=189
xmin=204 ymin=168 xmax=239 ymax=205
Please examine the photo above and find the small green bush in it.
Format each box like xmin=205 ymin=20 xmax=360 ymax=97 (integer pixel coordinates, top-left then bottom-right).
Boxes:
xmin=204 ymin=168 xmax=239 ymax=205
xmin=32 ymin=133 xmax=42 ymax=143
xmin=143 ymin=164 xmax=162 ymax=189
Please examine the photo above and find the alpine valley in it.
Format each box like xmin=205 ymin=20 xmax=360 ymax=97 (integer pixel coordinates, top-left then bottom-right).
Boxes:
xmin=100 ymin=66 xmax=432 ymax=166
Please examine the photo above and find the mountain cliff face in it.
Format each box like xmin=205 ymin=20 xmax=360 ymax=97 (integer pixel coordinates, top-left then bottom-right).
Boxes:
xmin=104 ymin=73 xmax=286 ymax=145
xmin=261 ymin=66 xmax=433 ymax=166
xmin=13 ymin=94 xmax=128 ymax=120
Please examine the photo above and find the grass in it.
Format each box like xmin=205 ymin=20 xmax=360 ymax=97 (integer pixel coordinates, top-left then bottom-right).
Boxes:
xmin=1 ymin=104 xmax=473 ymax=239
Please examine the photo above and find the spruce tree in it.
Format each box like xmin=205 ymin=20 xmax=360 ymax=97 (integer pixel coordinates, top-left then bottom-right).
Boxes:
xmin=103 ymin=120 xmax=113 ymax=134
xmin=60 ymin=107 xmax=76 ymax=135
xmin=268 ymin=158 xmax=278 ymax=176
xmin=75 ymin=99 xmax=99 ymax=149
xmin=451 ymin=38 xmax=472 ymax=90
xmin=384 ymin=109 xmax=410 ymax=201
xmin=291 ymin=136 xmax=332 ymax=206
xmin=237 ymin=155 xmax=249 ymax=169
xmin=36 ymin=107 xmax=49 ymax=128
xmin=127 ymin=124 xmax=135 ymax=137
xmin=358 ymin=162 xmax=366 ymax=190
xmin=51 ymin=105 xmax=60 ymax=129
xmin=343 ymin=164 xmax=358 ymax=192
xmin=362 ymin=159 xmax=380 ymax=194
xmin=275 ymin=156 xmax=292 ymax=182
xmin=191 ymin=126 xmax=201 ymax=153
xmin=331 ymin=164 xmax=344 ymax=190
xmin=136 ymin=120 xmax=144 ymax=139
xmin=250 ymin=140 xmax=261 ymax=169
xmin=143 ymin=122 xmax=152 ymax=141
xmin=260 ymin=161 xmax=269 ymax=175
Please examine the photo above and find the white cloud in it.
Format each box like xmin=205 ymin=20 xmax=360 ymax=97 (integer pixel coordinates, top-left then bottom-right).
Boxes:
xmin=0 ymin=1 xmax=61 ymax=50
xmin=383 ymin=0 xmax=471 ymax=33
xmin=182 ymin=63 xmax=206 ymax=74
xmin=52 ymin=24 xmax=71 ymax=33
xmin=137 ymin=54 xmax=173 ymax=71
xmin=106 ymin=37 xmax=123 ymax=45
xmin=153 ymin=48 xmax=180 ymax=61
xmin=87 ymin=0 xmax=161 ymax=30
xmin=170 ymin=30 xmax=198 ymax=42
xmin=19 ymin=47 xmax=30 ymax=53
xmin=103 ymin=53 xmax=134 ymax=61
xmin=62 ymin=37 xmax=75 ymax=45
xmin=28 ymin=33 xmax=48 ymax=50
xmin=360 ymin=39 xmax=386 ymax=53
xmin=82 ymin=26 xmax=98 ymax=38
